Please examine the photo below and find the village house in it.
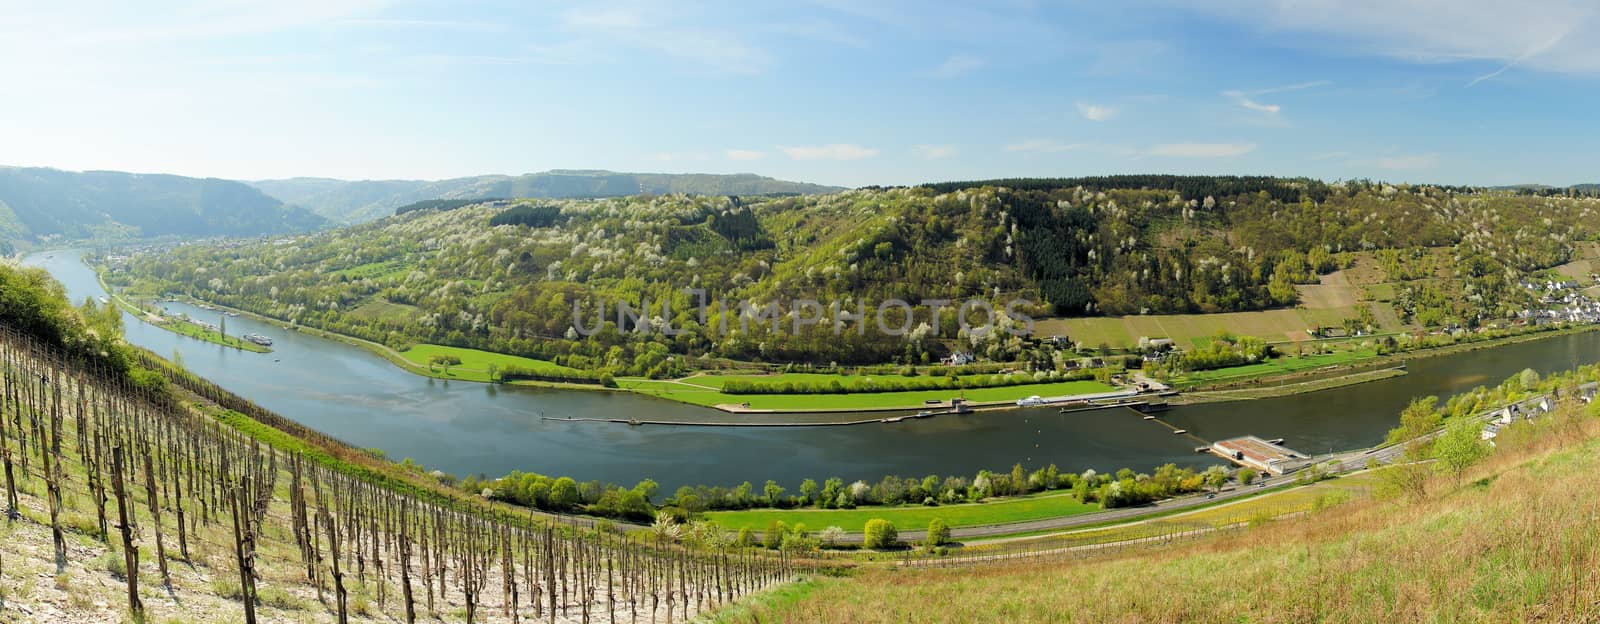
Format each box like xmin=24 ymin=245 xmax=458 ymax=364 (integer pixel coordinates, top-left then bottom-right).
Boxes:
xmin=942 ymin=351 xmax=975 ymax=366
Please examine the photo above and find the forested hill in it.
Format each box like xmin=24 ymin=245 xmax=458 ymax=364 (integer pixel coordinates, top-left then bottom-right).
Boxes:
xmin=251 ymin=170 xmax=845 ymax=223
xmin=118 ymin=178 xmax=1600 ymax=374
xmin=0 ymin=167 xmax=326 ymax=241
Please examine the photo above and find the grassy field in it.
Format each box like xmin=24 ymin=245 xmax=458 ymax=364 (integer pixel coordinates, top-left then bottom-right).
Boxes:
xmin=704 ymin=492 xmax=1100 ymax=533
xmin=956 ymin=470 xmax=1383 ymax=554
xmin=1035 ymin=306 xmax=1401 ymax=351
xmin=1034 ymin=254 xmax=1411 ymax=350
xmin=99 ymin=281 xmax=271 ymax=353
xmin=328 ymin=260 xmax=412 ymax=280
xmin=1168 ymin=348 xmax=1378 ymax=386
xmin=159 ymin=318 xmax=273 ymax=353
xmin=616 ymin=378 xmax=1116 ymax=411
xmin=1178 ymin=367 xmax=1408 ymax=402
xmin=747 ymin=409 xmax=1600 ymax=623
xmin=397 ymin=343 xmax=581 ymax=383
xmin=346 ymin=298 xmax=421 ymax=323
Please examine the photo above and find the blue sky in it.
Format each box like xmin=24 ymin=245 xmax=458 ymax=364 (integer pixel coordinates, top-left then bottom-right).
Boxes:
xmin=1 ymin=1 xmax=1597 ymax=187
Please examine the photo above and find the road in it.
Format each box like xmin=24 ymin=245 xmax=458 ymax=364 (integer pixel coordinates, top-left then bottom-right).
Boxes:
xmin=842 ymin=477 xmax=1301 ymax=544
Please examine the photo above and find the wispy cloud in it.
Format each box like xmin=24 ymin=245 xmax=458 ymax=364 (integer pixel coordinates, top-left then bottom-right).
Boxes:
xmin=926 ymin=55 xmax=983 ymax=78
xmin=912 ymin=144 xmax=957 ymax=159
xmin=1076 ymin=102 xmax=1117 ymax=122
xmin=778 ymin=144 xmax=879 ymax=160
xmin=560 ymin=5 xmax=770 ymax=74
xmin=1222 ymin=81 xmax=1328 ymax=118
xmin=1468 ymin=31 xmax=1570 ymax=86
xmin=767 ymin=18 xmax=866 ymax=48
xmin=1148 ymin=143 xmax=1257 ymax=157
xmin=726 ymin=149 xmax=766 ymax=161
xmin=1365 ymin=153 xmax=1440 ymax=170
xmin=1005 ymin=139 xmax=1088 ymax=153
xmin=58 ymin=0 xmax=393 ymax=46
xmin=1175 ymin=2 xmax=1600 ymax=77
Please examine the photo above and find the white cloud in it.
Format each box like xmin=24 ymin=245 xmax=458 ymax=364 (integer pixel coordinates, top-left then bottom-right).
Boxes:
xmin=926 ymin=55 xmax=983 ymax=78
xmin=1148 ymin=143 xmax=1257 ymax=157
xmin=1175 ymin=1 xmax=1600 ymax=82
xmin=913 ymin=144 xmax=957 ymax=159
xmin=1222 ymin=81 xmax=1327 ymax=116
xmin=726 ymin=149 xmax=766 ymax=161
xmin=1005 ymin=139 xmax=1088 ymax=153
xmin=778 ymin=144 xmax=879 ymax=160
xmin=1234 ymin=97 xmax=1280 ymax=114
xmin=1076 ymin=102 xmax=1117 ymax=122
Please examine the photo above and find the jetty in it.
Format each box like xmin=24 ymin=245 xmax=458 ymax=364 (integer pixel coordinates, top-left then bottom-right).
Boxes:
xmin=1209 ymin=436 xmax=1314 ymax=475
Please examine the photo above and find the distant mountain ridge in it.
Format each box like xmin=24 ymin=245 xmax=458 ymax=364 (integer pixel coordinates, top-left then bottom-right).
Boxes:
xmin=1489 ymin=183 xmax=1600 ymax=193
xmin=250 ymin=169 xmax=846 ymax=223
xmin=0 ymin=166 xmax=325 ymax=241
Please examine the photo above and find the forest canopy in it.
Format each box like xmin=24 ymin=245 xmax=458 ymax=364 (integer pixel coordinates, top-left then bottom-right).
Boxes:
xmin=113 ymin=180 xmax=1600 ymax=375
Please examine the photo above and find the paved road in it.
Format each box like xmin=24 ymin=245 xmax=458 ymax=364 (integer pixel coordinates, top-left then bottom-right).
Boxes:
xmin=840 ymin=478 xmax=1302 ymax=544
xmin=870 ymin=403 xmax=1519 ymax=544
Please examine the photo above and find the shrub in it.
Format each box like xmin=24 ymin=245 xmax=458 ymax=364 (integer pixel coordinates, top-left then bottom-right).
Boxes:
xmin=100 ymin=552 xmax=127 ymax=580
xmin=1238 ymin=467 xmax=1259 ymax=486
xmin=926 ymin=518 xmax=950 ymax=546
xmin=763 ymin=521 xmax=788 ymax=549
xmin=863 ymin=518 xmax=898 ymax=550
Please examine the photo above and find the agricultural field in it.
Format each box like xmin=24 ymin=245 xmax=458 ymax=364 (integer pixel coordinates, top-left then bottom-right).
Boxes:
xmin=397 ymin=343 xmax=581 ymax=382
xmin=345 ymin=298 xmax=422 ymax=323
xmin=704 ymin=491 xmax=1100 ymax=534
xmin=616 ymin=378 xmax=1116 ymax=411
xmin=1035 ymin=254 xmax=1411 ymax=350
xmin=328 ymin=259 xmax=412 ymax=279
xmin=1553 ymin=241 xmax=1600 ymax=280
xmin=1039 ymin=308 xmax=1347 ymax=350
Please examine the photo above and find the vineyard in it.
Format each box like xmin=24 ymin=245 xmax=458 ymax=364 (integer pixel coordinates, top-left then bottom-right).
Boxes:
xmin=0 ymin=323 xmax=795 ymax=623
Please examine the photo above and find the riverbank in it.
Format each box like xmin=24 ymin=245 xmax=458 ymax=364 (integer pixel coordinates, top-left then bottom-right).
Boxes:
xmin=1173 ymin=367 xmax=1409 ymax=404
xmin=91 ymin=257 xmax=1599 ymax=414
xmin=96 ymin=270 xmax=272 ymax=353
xmin=1168 ymin=322 xmax=1600 ymax=401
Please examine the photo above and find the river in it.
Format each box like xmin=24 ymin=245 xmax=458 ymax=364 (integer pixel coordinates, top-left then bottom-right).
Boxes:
xmin=21 ymin=251 xmax=1600 ymax=493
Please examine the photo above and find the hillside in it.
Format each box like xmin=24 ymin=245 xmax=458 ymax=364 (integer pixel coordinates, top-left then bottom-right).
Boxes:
xmin=114 ymin=178 xmax=1600 ymax=376
xmin=736 ymin=389 xmax=1600 ymax=623
xmin=250 ymin=170 xmax=846 ymax=223
xmin=0 ymin=167 xmax=326 ymax=241
xmin=0 ymin=260 xmax=792 ymax=623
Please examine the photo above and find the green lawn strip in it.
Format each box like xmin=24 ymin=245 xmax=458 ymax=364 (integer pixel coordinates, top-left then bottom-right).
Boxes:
xmin=397 ymin=343 xmax=581 ymax=383
xmin=617 ymin=378 xmax=1116 ymax=410
xmin=706 ymin=576 xmax=839 ymax=624
xmin=679 ymin=371 xmax=1067 ymax=391
xmin=1171 ymin=349 xmax=1376 ymax=385
xmin=956 ymin=471 xmax=1384 ymax=545
xmin=159 ymin=317 xmax=273 ymax=353
xmin=704 ymin=491 xmax=1100 ymax=533
xmin=97 ymin=273 xmax=270 ymax=353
